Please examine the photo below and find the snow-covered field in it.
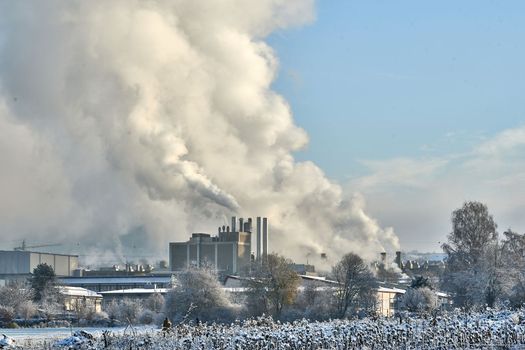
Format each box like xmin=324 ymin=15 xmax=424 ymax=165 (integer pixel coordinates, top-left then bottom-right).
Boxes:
xmin=3 ymin=311 xmax=525 ymax=349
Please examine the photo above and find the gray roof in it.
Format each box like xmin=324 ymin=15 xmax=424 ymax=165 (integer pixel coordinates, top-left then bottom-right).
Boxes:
xmin=60 ymin=276 xmax=172 ymax=285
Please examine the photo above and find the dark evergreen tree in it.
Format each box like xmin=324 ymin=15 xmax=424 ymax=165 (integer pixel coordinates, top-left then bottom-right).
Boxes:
xmin=30 ymin=263 xmax=57 ymax=301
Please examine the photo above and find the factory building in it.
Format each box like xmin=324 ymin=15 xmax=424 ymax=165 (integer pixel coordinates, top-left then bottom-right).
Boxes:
xmin=169 ymin=216 xmax=269 ymax=275
xmin=59 ymin=275 xmax=174 ymax=293
xmin=0 ymin=250 xmax=78 ymax=284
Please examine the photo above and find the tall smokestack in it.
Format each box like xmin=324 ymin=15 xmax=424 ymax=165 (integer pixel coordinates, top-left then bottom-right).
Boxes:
xmin=231 ymin=216 xmax=236 ymax=233
xmin=380 ymin=252 xmax=386 ymax=265
xmin=256 ymin=217 xmax=262 ymax=260
xmin=239 ymin=218 xmax=244 ymax=233
xmin=262 ymin=217 xmax=268 ymax=260
xmin=395 ymin=251 xmax=402 ymax=270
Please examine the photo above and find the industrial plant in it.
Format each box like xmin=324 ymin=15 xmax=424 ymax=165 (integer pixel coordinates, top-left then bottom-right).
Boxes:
xmin=0 ymin=217 xmax=450 ymax=320
xmin=169 ymin=216 xmax=269 ymax=275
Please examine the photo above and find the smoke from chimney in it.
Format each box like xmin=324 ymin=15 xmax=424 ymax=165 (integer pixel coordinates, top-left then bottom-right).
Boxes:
xmin=0 ymin=1 xmax=399 ymax=265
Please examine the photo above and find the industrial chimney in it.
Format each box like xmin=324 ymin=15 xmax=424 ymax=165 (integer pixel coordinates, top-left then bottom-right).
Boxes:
xmin=262 ymin=217 xmax=268 ymax=260
xmin=245 ymin=218 xmax=252 ymax=233
xmin=256 ymin=217 xmax=262 ymax=260
xmin=380 ymin=252 xmax=386 ymax=266
xmin=395 ymin=251 xmax=402 ymax=270
xmin=231 ymin=216 xmax=236 ymax=233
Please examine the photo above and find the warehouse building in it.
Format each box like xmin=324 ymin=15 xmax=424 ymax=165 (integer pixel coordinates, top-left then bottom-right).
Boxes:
xmin=59 ymin=275 xmax=174 ymax=293
xmin=169 ymin=216 xmax=269 ymax=275
xmin=0 ymin=250 xmax=78 ymax=284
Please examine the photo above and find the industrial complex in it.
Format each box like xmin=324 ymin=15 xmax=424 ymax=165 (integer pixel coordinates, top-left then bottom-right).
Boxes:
xmin=169 ymin=216 xmax=269 ymax=275
xmin=0 ymin=216 xmax=449 ymax=318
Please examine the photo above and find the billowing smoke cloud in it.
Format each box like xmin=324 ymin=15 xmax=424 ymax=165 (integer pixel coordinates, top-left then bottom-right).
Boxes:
xmin=0 ymin=1 xmax=399 ymax=267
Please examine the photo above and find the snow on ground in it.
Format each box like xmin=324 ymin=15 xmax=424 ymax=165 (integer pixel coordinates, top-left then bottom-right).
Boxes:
xmin=3 ymin=310 xmax=525 ymax=349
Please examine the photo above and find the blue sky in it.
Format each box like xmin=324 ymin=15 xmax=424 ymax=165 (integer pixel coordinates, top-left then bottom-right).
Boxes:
xmin=269 ymin=1 xmax=525 ymax=251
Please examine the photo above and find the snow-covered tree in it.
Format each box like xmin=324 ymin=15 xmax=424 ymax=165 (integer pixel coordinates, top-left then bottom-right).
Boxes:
xmin=401 ymin=287 xmax=438 ymax=313
xmin=291 ymin=281 xmax=335 ymax=321
xmin=441 ymin=201 xmax=501 ymax=307
xmin=117 ymin=298 xmax=143 ymax=324
xmin=500 ymin=229 xmax=525 ymax=307
xmin=16 ymin=300 xmax=38 ymax=320
xmin=0 ymin=281 xmax=34 ymax=318
xmin=144 ymin=292 xmax=164 ymax=313
xmin=0 ymin=305 xmax=15 ymax=323
xmin=164 ymin=266 xmax=235 ymax=323
xmin=105 ymin=299 xmax=143 ymax=324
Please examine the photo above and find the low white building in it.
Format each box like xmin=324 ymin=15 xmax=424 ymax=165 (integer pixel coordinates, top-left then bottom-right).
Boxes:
xmin=59 ymin=286 xmax=103 ymax=313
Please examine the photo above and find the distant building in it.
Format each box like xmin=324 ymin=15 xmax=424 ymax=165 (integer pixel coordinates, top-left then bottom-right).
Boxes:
xmin=59 ymin=286 xmax=103 ymax=314
xmin=169 ymin=216 xmax=269 ymax=275
xmin=223 ymin=274 xmax=406 ymax=317
xmin=59 ymin=275 xmax=174 ymax=292
xmin=376 ymin=286 xmax=405 ymax=317
xmin=99 ymin=288 xmax=168 ymax=306
xmin=290 ymin=263 xmax=316 ymax=276
xmin=0 ymin=250 xmax=78 ymax=284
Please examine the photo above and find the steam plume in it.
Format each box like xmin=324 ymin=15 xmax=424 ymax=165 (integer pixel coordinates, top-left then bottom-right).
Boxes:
xmin=0 ymin=1 xmax=399 ymax=266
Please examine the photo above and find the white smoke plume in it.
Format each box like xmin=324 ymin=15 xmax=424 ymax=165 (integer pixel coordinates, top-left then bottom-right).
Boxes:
xmin=0 ymin=1 xmax=399 ymax=267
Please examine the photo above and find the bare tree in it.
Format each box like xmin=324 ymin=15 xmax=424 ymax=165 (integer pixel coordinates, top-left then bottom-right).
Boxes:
xmin=245 ymin=254 xmax=301 ymax=319
xmin=332 ymin=253 xmax=377 ymax=318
